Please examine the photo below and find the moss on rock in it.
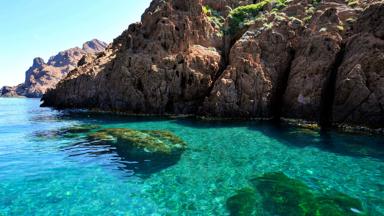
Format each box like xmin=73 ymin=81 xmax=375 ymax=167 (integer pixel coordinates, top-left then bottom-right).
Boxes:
xmin=64 ymin=124 xmax=101 ymax=134
xmin=227 ymin=172 xmax=366 ymax=216
xmin=251 ymin=172 xmax=316 ymax=216
xmin=315 ymin=192 xmax=365 ymax=216
xmin=203 ymin=5 xmax=225 ymax=35
xmin=227 ymin=0 xmax=287 ymax=35
xmin=227 ymin=187 xmax=258 ymax=216
xmin=87 ymin=128 xmax=188 ymax=175
xmin=88 ymin=128 xmax=187 ymax=158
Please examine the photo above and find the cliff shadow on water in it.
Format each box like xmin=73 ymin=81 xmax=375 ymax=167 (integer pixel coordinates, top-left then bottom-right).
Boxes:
xmin=31 ymin=112 xmax=189 ymax=178
xmin=36 ymin=106 xmax=384 ymax=162
xmin=249 ymin=121 xmax=384 ymax=161
xmin=173 ymin=118 xmax=384 ymax=161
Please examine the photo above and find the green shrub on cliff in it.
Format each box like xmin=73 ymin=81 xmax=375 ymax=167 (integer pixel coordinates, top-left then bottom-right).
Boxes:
xmin=203 ymin=5 xmax=225 ymax=36
xmin=227 ymin=1 xmax=269 ymax=35
xmin=227 ymin=0 xmax=288 ymax=36
xmin=346 ymin=0 xmax=359 ymax=7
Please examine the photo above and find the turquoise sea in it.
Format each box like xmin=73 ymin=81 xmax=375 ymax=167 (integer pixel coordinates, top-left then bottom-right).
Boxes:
xmin=0 ymin=98 xmax=383 ymax=215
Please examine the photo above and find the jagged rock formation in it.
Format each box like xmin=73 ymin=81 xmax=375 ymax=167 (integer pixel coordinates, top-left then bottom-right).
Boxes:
xmin=1 ymin=39 xmax=107 ymax=98
xmin=333 ymin=3 xmax=384 ymax=128
xmin=202 ymin=12 xmax=301 ymax=118
xmin=281 ymin=8 xmax=344 ymax=123
xmin=43 ymin=0 xmax=223 ymax=113
xmin=42 ymin=0 xmax=384 ymax=129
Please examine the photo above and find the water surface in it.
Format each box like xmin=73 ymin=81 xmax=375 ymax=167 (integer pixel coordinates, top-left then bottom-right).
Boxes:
xmin=0 ymin=98 xmax=383 ymax=215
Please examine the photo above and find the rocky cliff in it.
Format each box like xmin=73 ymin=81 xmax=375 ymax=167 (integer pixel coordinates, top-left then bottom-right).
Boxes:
xmin=1 ymin=39 xmax=107 ymax=98
xmin=41 ymin=0 xmax=384 ymax=129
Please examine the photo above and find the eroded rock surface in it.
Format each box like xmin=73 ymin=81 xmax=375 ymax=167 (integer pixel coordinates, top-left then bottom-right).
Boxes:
xmin=43 ymin=0 xmax=222 ymax=114
xmin=202 ymin=14 xmax=300 ymax=118
xmin=333 ymin=3 xmax=384 ymax=128
xmin=282 ymin=8 xmax=343 ymax=122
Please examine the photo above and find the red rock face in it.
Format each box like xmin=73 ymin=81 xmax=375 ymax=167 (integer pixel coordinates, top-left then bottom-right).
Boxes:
xmin=333 ymin=3 xmax=384 ymax=128
xmin=43 ymin=0 xmax=222 ymax=114
xmin=42 ymin=0 xmax=384 ymax=129
xmin=282 ymin=8 xmax=343 ymax=122
xmin=201 ymin=14 xmax=300 ymax=118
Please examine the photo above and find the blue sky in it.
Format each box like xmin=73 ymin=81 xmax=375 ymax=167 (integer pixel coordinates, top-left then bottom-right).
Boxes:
xmin=0 ymin=0 xmax=152 ymax=87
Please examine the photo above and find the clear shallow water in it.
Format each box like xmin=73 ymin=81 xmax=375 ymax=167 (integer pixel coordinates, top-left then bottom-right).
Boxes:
xmin=0 ymin=98 xmax=384 ymax=215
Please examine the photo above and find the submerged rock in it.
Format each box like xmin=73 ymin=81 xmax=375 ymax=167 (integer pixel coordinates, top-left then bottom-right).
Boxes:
xmin=252 ymin=172 xmax=316 ymax=216
xmin=88 ymin=128 xmax=187 ymax=157
xmin=226 ymin=187 xmax=258 ymax=216
xmin=65 ymin=124 xmax=102 ymax=134
xmin=34 ymin=124 xmax=101 ymax=140
xmin=35 ymin=126 xmax=187 ymax=175
xmin=315 ymin=192 xmax=365 ymax=216
xmin=87 ymin=128 xmax=187 ymax=175
xmin=227 ymin=172 xmax=366 ymax=216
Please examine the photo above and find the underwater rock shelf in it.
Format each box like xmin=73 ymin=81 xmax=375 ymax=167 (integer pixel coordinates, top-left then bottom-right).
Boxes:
xmin=34 ymin=125 xmax=188 ymax=176
xmin=87 ymin=128 xmax=187 ymax=158
xmin=227 ymin=172 xmax=365 ymax=216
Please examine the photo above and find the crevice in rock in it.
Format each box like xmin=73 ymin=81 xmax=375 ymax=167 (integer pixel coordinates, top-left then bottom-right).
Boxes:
xmin=319 ymin=43 xmax=346 ymax=129
xmin=222 ymin=29 xmax=248 ymax=70
xmin=271 ymin=48 xmax=296 ymax=122
xmin=212 ymin=30 xmax=243 ymax=83
xmin=197 ymin=31 xmax=240 ymax=114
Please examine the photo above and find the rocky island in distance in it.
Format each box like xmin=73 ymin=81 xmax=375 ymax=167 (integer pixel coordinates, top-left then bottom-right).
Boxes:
xmin=40 ymin=0 xmax=384 ymax=132
xmin=0 ymin=39 xmax=107 ymax=98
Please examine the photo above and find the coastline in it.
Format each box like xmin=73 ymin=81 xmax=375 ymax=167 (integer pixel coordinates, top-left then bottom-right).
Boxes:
xmin=2 ymin=96 xmax=378 ymax=135
xmin=43 ymin=105 xmax=384 ymax=136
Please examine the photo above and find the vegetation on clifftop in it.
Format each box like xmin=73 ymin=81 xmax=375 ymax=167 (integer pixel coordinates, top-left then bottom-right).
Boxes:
xmin=203 ymin=5 xmax=225 ymax=37
xmin=227 ymin=0 xmax=288 ymax=35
